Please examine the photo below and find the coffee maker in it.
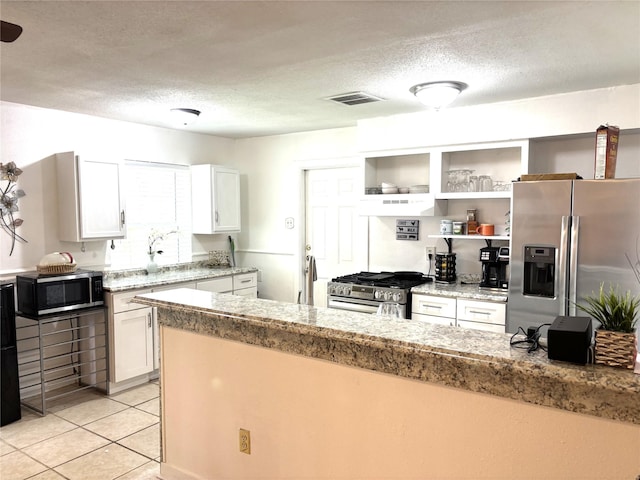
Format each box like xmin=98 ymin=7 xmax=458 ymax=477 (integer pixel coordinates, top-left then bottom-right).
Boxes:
xmin=479 ymin=246 xmax=509 ymax=290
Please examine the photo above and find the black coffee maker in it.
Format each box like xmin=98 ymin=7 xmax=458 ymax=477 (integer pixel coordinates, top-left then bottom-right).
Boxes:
xmin=479 ymin=246 xmax=509 ymax=290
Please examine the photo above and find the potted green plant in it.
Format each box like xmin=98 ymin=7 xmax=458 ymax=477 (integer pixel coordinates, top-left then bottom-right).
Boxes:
xmin=577 ymin=283 xmax=639 ymax=369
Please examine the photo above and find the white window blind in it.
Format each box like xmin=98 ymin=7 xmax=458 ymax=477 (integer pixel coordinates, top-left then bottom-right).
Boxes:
xmin=109 ymin=161 xmax=191 ymax=268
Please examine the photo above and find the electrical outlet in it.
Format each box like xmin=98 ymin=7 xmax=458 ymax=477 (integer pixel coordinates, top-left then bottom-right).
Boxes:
xmin=239 ymin=428 xmax=251 ymax=454
xmin=425 ymin=246 xmax=436 ymax=260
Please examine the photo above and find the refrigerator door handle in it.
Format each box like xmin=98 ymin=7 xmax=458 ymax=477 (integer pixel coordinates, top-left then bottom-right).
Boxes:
xmin=558 ymin=215 xmax=571 ymax=316
xmin=568 ymin=215 xmax=580 ymax=316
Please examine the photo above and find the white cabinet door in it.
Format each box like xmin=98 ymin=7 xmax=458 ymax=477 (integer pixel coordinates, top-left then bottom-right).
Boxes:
xmin=412 ymin=311 xmax=455 ymax=327
xmin=56 ymin=151 xmax=126 ymax=242
xmin=196 ymin=277 xmax=233 ymax=293
xmin=109 ymin=288 xmax=153 ymax=313
xmin=191 ymin=165 xmax=241 ymax=233
xmin=152 ymin=282 xmax=197 ymax=292
xmin=233 ymin=273 xmax=257 ymax=292
xmin=457 ymin=320 xmax=505 ymax=334
xmin=111 ymin=307 xmax=154 ymax=382
xmin=456 ymin=299 xmax=506 ymax=325
xmin=233 ymin=287 xmax=258 ymax=298
xmin=412 ymin=294 xmax=457 ymax=318
xmin=456 ymin=298 xmax=506 ymax=334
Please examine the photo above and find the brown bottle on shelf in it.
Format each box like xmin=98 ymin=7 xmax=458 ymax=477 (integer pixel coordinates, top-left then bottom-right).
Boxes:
xmin=467 ymin=209 xmax=478 ymax=234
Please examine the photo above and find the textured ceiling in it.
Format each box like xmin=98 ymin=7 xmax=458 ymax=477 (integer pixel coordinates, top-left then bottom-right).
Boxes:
xmin=1 ymin=1 xmax=639 ymax=138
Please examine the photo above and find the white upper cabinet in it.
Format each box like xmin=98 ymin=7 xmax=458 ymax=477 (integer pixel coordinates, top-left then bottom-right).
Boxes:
xmin=56 ymin=151 xmax=126 ymax=242
xmin=434 ymin=140 xmax=529 ymax=200
xmin=359 ymin=148 xmax=446 ymax=216
xmin=191 ymin=164 xmax=241 ymax=233
xmin=359 ymin=140 xmax=529 ymax=217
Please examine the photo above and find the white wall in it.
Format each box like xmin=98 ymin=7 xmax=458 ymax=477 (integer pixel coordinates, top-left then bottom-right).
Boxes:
xmin=0 ymin=101 xmax=235 ymax=275
xmin=357 ymin=84 xmax=640 ymax=151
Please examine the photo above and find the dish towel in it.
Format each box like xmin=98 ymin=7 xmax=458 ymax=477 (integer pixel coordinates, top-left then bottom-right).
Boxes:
xmin=306 ymin=255 xmax=317 ymax=306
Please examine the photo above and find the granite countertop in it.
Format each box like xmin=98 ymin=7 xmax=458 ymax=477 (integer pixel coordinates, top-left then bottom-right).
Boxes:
xmin=412 ymin=281 xmax=508 ymax=302
xmin=103 ymin=264 xmax=258 ymax=292
xmin=135 ymin=288 xmax=640 ymax=425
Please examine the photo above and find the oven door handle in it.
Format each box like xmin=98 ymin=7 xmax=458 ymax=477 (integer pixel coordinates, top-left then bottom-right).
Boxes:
xmin=327 ymin=297 xmax=378 ymax=314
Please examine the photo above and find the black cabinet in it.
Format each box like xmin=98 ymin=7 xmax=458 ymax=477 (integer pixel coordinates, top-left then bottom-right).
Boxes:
xmin=1 ymin=282 xmax=21 ymax=426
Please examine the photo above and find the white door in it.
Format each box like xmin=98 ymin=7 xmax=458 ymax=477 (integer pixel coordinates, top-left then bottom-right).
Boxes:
xmin=305 ymin=167 xmax=368 ymax=307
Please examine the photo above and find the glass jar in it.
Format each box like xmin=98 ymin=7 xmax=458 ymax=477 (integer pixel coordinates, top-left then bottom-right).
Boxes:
xmin=468 ymin=175 xmax=478 ymax=192
xmin=440 ymin=219 xmax=453 ymax=235
xmin=479 ymin=175 xmax=493 ymax=192
xmin=452 ymin=221 xmax=465 ymax=235
xmin=466 ymin=209 xmax=477 ymax=222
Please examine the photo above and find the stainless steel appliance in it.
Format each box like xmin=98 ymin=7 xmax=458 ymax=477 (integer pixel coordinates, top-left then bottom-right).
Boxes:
xmin=16 ymin=270 xmax=104 ymax=317
xmin=327 ymin=272 xmax=431 ymax=318
xmin=479 ymin=246 xmax=509 ymax=291
xmin=508 ymin=179 xmax=640 ymax=335
xmin=1 ymin=282 xmax=21 ymax=426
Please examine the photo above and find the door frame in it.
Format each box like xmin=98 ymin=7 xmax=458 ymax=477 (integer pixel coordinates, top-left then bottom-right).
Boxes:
xmin=294 ymin=155 xmax=365 ymax=305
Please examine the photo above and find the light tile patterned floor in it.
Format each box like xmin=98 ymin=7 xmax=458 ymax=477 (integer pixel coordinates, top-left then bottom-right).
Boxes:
xmin=0 ymin=382 xmax=160 ymax=480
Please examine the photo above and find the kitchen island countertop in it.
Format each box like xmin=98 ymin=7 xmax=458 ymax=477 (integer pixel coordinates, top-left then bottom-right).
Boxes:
xmin=135 ymin=288 xmax=639 ymax=425
xmin=103 ymin=264 xmax=258 ymax=292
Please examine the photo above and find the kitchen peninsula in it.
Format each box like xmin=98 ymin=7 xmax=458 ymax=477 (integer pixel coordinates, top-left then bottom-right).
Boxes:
xmin=135 ymin=288 xmax=640 ymax=480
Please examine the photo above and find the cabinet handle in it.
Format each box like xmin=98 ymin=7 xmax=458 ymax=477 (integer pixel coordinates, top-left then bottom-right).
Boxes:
xmin=469 ymin=310 xmax=490 ymax=315
xmin=148 ymin=313 xmax=152 ymax=328
xmin=422 ymin=304 xmax=442 ymax=309
xmin=240 ymin=279 xmax=251 ymax=284
xmin=215 ymin=210 xmax=219 ymax=224
xmin=121 ymin=210 xmax=126 ymax=226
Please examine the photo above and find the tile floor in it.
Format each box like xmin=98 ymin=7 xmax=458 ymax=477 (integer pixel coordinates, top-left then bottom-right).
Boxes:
xmin=0 ymin=382 xmax=161 ymax=480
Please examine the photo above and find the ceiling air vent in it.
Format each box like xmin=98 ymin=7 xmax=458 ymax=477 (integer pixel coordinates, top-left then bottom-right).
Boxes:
xmin=325 ymin=91 xmax=384 ymax=106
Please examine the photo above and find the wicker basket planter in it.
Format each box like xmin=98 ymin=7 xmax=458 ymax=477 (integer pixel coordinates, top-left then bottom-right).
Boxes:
xmin=594 ymin=330 xmax=638 ymax=369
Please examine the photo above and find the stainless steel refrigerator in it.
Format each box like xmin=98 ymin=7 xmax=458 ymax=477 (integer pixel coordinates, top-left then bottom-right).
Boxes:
xmin=507 ymin=179 xmax=640 ymax=336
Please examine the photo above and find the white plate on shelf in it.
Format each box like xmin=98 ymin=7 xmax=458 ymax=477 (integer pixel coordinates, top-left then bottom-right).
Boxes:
xmin=382 ymin=187 xmax=398 ymax=194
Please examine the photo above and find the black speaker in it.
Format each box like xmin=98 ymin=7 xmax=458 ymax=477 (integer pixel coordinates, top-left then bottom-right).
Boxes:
xmin=547 ymin=316 xmax=592 ymax=365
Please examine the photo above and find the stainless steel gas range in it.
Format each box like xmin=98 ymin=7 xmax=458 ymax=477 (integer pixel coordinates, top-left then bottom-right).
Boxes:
xmin=327 ymin=271 xmax=432 ymax=319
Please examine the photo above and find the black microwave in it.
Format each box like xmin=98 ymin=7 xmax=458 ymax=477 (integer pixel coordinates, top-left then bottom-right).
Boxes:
xmin=16 ymin=270 xmax=104 ymax=317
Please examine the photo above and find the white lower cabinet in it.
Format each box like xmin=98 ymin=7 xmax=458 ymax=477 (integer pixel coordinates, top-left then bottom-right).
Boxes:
xmin=411 ymin=293 xmax=506 ymax=333
xmin=196 ymin=277 xmax=233 ymax=293
xmin=111 ymin=306 xmax=154 ymax=383
xmin=107 ymin=271 xmax=258 ymax=393
xmin=196 ymin=273 xmax=257 ymax=297
xmin=232 ymin=272 xmax=258 ymax=298
xmin=456 ymin=298 xmax=506 ymax=333
xmin=412 ymin=295 xmax=456 ymax=326
xmin=107 ymin=289 xmax=153 ymax=387
xmin=412 ymin=311 xmax=455 ymax=327
xmin=457 ymin=319 xmax=505 ymax=334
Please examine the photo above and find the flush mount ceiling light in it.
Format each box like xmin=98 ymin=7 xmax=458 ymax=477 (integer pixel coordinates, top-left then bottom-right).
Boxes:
xmin=169 ymin=108 xmax=201 ymax=126
xmin=409 ymin=81 xmax=468 ymax=110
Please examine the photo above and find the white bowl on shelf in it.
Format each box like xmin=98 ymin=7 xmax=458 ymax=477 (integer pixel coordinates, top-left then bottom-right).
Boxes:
xmin=398 ymin=187 xmax=410 ymax=194
xmin=381 ymin=182 xmax=397 ymax=188
xmin=381 ymin=187 xmax=398 ymax=194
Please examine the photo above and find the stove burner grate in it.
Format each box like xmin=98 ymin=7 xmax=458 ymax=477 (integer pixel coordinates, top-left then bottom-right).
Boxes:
xmin=331 ymin=271 xmax=429 ymax=289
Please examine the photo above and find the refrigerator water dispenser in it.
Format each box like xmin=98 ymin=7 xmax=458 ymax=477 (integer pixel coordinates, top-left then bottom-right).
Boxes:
xmin=523 ymin=246 xmax=556 ymax=298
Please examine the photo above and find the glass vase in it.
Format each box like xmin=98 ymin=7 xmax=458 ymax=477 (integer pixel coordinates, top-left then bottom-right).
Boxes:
xmin=147 ymin=253 xmax=158 ymax=274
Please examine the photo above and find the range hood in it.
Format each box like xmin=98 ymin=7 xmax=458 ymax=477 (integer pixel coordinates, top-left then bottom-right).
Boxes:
xmin=358 ymin=193 xmax=447 ymax=217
